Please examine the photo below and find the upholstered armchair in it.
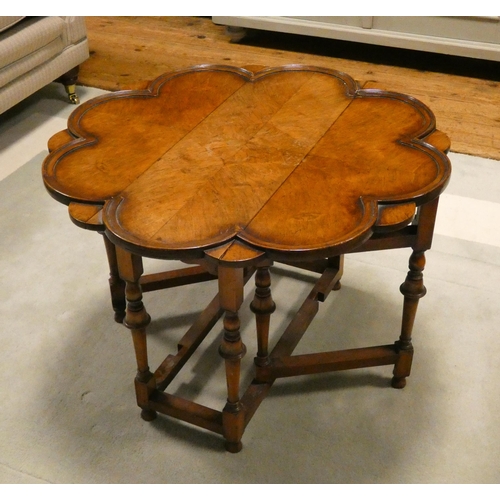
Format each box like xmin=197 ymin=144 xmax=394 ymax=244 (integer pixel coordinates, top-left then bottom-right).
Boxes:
xmin=0 ymin=16 xmax=89 ymax=115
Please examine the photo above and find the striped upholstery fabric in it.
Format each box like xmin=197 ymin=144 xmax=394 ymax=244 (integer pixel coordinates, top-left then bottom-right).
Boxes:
xmin=0 ymin=17 xmax=25 ymax=33
xmin=0 ymin=16 xmax=89 ymax=114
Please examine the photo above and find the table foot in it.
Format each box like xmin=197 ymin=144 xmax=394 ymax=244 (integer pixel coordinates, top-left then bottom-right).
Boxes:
xmin=224 ymin=440 xmax=243 ymax=453
xmin=391 ymin=376 xmax=407 ymax=389
xmin=141 ymin=408 xmax=158 ymax=421
xmin=222 ymin=402 xmax=245 ymax=453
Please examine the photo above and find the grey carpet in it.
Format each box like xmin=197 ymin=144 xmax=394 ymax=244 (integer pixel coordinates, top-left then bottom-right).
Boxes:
xmin=1 ymin=139 xmax=500 ymax=483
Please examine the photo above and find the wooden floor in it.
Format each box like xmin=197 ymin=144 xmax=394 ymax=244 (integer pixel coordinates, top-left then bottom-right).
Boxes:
xmin=78 ymin=16 xmax=500 ymax=160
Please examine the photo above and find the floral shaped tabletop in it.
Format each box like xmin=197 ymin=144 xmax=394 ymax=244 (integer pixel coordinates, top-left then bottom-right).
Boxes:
xmin=42 ymin=64 xmax=451 ymax=265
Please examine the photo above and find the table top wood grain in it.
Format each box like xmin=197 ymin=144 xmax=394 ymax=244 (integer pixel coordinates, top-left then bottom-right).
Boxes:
xmin=43 ymin=64 xmax=451 ymax=264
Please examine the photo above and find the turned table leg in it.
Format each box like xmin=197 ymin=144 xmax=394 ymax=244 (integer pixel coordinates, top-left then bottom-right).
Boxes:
xmin=101 ymin=233 xmax=126 ymax=323
xmin=392 ymin=250 xmax=427 ymax=389
xmin=218 ymin=267 xmax=246 ymax=453
xmin=250 ymin=266 xmax=276 ymax=381
xmin=116 ymin=247 xmax=157 ymax=421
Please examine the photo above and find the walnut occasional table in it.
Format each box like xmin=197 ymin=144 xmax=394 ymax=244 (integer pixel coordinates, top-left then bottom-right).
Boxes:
xmin=42 ymin=64 xmax=451 ymax=452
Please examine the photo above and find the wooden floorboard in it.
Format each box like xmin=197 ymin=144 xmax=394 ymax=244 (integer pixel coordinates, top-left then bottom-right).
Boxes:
xmin=79 ymin=16 xmax=500 ymax=160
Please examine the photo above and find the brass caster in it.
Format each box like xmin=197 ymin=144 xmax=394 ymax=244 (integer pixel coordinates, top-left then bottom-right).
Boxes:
xmin=68 ymin=93 xmax=80 ymax=105
xmin=65 ymin=84 xmax=80 ymax=104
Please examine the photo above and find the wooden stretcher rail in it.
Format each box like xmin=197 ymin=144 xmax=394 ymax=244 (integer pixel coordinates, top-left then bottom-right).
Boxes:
xmin=140 ymin=265 xmax=217 ymax=293
xmin=154 ymin=293 xmax=224 ymax=391
xmin=263 ymin=345 xmax=400 ymax=378
xmin=149 ymin=391 xmax=224 ymax=435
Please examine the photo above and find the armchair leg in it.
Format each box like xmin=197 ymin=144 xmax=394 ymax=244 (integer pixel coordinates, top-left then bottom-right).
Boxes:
xmin=56 ymin=66 xmax=81 ymax=104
